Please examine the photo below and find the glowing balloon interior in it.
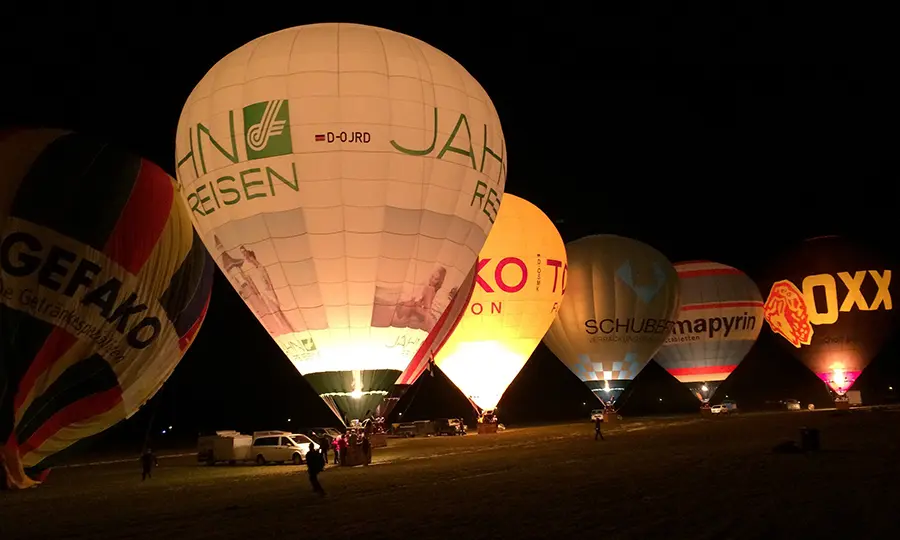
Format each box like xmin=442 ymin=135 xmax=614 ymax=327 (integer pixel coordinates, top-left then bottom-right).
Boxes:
xmin=761 ymin=236 xmax=896 ymax=396
xmin=433 ymin=194 xmax=567 ymax=412
xmin=654 ymin=261 xmax=763 ymax=403
xmin=543 ymin=235 xmax=680 ymax=405
xmin=1 ymin=129 xmax=213 ymax=489
xmin=175 ymin=23 xmax=506 ymax=422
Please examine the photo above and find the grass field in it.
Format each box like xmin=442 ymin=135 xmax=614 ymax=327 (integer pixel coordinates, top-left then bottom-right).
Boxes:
xmin=2 ymin=409 xmax=898 ymax=539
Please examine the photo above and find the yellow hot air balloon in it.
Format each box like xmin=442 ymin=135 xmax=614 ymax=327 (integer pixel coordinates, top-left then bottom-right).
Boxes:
xmin=543 ymin=235 xmax=680 ymax=406
xmin=434 ymin=195 xmax=566 ymax=418
xmin=174 ymin=23 xmax=507 ymax=423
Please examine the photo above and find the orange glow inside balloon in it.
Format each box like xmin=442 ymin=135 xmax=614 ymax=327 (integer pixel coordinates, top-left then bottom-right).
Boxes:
xmin=434 ymin=195 xmax=566 ymax=411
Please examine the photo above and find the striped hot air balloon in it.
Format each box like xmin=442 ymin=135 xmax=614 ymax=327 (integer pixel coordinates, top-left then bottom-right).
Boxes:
xmin=0 ymin=129 xmax=214 ymax=489
xmin=654 ymin=261 xmax=763 ymax=403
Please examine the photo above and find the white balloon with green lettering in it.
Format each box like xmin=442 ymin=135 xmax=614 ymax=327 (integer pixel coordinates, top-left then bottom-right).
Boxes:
xmin=174 ymin=23 xmax=507 ymax=422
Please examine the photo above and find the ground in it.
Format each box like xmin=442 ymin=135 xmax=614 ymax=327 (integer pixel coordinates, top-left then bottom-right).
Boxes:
xmin=2 ymin=408 xmax=898 ymax=539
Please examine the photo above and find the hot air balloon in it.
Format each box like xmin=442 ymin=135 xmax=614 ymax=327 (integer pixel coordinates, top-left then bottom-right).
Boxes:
xmin=1 ymin=129 xmax=213 ymax=489
xmin=760 ymin=236 xmax=897 ymax=403
xmin=425 ymin=194 xmax=567 ymax=422
xmin=174 ymin=23 xmax=507 ymax=424
xmin=543 ymin=235 xmax=680 ymax=407
xmin=386 ymin=265 xmax=476 ymax=417
xmin=654 ymin=261 xmax=763 ymax=405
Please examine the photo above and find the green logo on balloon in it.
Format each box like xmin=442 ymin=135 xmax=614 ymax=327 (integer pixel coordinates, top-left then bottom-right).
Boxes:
xmin=242 ymin=100 xmax=293 ymax=160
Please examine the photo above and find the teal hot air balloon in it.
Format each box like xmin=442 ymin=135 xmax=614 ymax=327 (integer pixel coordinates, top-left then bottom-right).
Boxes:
xmin=0 ymin=129 xmax=214 ymax=489
xmin=654 ymin=261 xmax=764 ymax=404
xmin=543 ymin=235 xmax=680 ymax=406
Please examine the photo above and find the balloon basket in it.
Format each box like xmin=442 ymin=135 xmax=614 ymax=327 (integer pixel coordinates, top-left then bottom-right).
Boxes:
xmin=477 ymin=423 xmax=499 ymax=435
xmin=835 ymin=399 xmax=851 ymax=410
xmin=340 ymin=444 xmax=372 ymax=467
xmin=700 ymin=408 xmax=713 ymax=418
xmin=602 ymin=411 xmax=621 ymax=426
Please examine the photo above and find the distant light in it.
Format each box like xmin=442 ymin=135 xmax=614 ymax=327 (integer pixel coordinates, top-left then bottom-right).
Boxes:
xmin=161 ymin=429 xmax=167 ymax=434
xmin=168 ymin=425 xmax=173 ymax=430
xmin=287 ymin=418 xmax=292 ymax=422
xmin=659 ymin=398 xmax=663 ymax=402
xmin=890 ymin=386 xmax=894 ymax=391
xmin=399 ymin=413 xmax=403 ymax=416
xmin=582 ymin=402 xmax=586 ymax=406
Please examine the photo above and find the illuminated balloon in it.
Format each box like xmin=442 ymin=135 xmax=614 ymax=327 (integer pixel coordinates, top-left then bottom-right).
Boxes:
xmin=175 ymin=23 xmax=507 ymax=423
xmin=654 ymin=261 xmax=763 ymax=403
xmin=428 ymin=194 xmax=567 ymax=414
xmin=1 ymin=129 xmax=213 ymax=489
xmin=760 ymin=236 xmax=897 ymax=396
xmin=543 ymin=235 xmax=680 ymax=404
xmin=385 ymin=264 xmax=476 ymax=415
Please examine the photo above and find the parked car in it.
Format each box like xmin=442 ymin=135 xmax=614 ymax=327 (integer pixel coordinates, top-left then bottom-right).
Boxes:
xmin=710 ymin=404 xmax=729 ymax=414
xmin=784 ymin=399 xmax=801 ymax=411
xmin=197 ymin=430 xmax=319 ymax=465
xmin=251 ymin=431 xmax=319 ymax=465
xmin=434 ymin=418 xmax=466 ymax=436
xmin=301 ymin=427 xmax=343 ymax=446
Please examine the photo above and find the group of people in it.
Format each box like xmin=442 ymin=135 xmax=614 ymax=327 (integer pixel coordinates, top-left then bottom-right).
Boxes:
xmin=328 ymin=428 xmax=373 ymax=466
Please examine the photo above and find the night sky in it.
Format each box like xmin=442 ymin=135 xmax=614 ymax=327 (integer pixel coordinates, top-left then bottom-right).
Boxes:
xmin=3 ymin=8 xmax=897 ymax=445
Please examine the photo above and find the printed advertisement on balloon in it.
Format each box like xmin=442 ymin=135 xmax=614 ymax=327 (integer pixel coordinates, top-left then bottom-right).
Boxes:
xmin=665 ymin=305 xmax=763 ymax=345
xmin=468 ymin=255 xmax=567 ymax=316
xmin=764 ymin=270 xmax=892 ymax=348
xmin=175 ymin=102 xmax=505 ymax=228
xmin=0 ymin=220 xmax=183 ymax=363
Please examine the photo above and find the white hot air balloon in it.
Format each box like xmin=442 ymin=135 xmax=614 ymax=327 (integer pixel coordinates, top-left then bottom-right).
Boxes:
xmin=174 ymin=23 xmax=507 ymax=423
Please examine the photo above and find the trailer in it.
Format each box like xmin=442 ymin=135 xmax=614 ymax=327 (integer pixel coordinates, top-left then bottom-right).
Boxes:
xmin=197 ymin=431 xmax=252 ymax=465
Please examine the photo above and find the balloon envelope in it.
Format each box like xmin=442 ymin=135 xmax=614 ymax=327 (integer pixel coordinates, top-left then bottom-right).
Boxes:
xmin=1 ymin=129 xmax=213 ymax=488
xmin=386 ymin=263 xmax=476 ymax=414
xmin=543 ymin=235 xmax=680 ymax=404
xmin=654 ymin=261 xmax=763 ymax=402
xmin=175 ymin=23 xmax=507 ymax=422
xmin=760 ymin=236 xmax=897 ymax=395
xmin=433 ymin=194 xmax=567 ymax=412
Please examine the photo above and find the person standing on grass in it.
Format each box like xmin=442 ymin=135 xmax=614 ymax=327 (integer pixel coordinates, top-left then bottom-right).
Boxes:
xmin=141 ymin=448 xmax=158 ymax=480
xmin=594 ymin=416 xmax=605 ymax=441
xmin=305 ymin=446 xmax=326 ymax=496
xmin=332 ymin=436 xmax=341 ymax=465
xmin=319 ymin=437 xmax=329 ymax=466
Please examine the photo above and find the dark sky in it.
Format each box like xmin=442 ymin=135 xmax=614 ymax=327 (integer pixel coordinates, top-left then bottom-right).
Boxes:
xmin=3 ymin=8 xmax=898 ymax=441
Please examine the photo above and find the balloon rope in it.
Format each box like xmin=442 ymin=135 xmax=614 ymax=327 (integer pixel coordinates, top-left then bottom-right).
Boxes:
xmin=397 ymin=377 xmax=424 ymax=420
xmin=142 ymin=392 xmax=163 ymax=452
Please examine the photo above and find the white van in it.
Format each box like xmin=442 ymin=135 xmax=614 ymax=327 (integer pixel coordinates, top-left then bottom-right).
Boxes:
xmin=251 ymin=431 xmax=320 ymax=465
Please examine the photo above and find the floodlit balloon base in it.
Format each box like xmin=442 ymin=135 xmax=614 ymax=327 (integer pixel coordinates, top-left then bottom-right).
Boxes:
xmin=477 ymin=423 xmax=499 ymax=434
xmin=340 ymin=444 xmax=373 ymax=467
xmin=602 ymin=408 xmax=621 ymax=426
xmin=700 ymin=404 xmax=713 ymax=417
xmin=834 ymin=398 xmax=851 ymax=410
